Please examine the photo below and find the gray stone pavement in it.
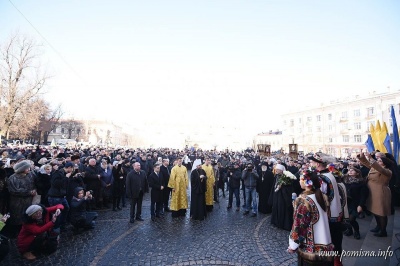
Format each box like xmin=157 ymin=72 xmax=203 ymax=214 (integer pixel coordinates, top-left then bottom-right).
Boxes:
xmin=1 ymin=187 xmax=399 ymax=265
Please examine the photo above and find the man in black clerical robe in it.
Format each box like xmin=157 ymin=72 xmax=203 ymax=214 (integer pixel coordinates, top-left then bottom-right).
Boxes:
xmin=190 ymin=164 xmax=207 ymax=221
xmin=257 ymin=162 xmax=274 ymax=214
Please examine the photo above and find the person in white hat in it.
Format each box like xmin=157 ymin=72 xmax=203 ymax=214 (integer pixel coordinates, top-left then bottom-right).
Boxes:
xmin=270 ymin=163 xmax=295 ymax=230
xmin=17 ymin=204 xmax=63 ymax=260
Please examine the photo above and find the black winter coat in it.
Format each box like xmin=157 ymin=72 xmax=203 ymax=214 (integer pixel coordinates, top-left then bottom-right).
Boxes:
xmin=126 ymin=170 xmax=149 ymax=199
xmin=47 ymin=169 xmax=68 ymax=197
xmin=148 ymin=171 xmax=165 ymax=202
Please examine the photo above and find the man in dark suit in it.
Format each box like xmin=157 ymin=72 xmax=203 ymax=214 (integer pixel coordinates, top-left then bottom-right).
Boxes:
xmin=84 ymin=158 xmax=101 ymax=210
xmin=160 ymin=159 xmax=171 ymax=213
xmin=148 ymin=163 xmax=165 ymax=221
xmin=126 ymin=162 xmax=148 ymax=223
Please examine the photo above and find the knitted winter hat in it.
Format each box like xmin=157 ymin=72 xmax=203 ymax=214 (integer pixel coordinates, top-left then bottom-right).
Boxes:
xmin=26 ymin=205 xmax=42 ymax=216
xmin=13 ymin=160 xmax=31 ymax=174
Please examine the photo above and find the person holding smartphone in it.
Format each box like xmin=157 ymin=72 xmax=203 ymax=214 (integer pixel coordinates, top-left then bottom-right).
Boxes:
xmin=17 ymin=204 xmax=63 ymax=261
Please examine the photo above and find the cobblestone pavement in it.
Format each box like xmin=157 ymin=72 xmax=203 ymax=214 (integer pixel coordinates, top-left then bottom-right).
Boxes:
xmin=1 ymin=188 xmax=298 ymax=266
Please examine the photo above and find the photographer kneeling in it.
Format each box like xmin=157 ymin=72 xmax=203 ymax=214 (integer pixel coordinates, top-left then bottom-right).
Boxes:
xmin=17 ymin=204 xmax=64 ymax=261
xmin=70 ymin=187 xmax=98 ymax=232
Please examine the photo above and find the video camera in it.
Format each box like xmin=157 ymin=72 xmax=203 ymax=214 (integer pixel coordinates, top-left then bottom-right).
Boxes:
xmin=246 ymin=165 xmax=254 ymax=172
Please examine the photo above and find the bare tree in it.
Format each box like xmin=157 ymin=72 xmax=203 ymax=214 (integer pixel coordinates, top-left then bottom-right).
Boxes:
xmin=11 ymin=97 xmax=49 ymax=141
xmin=0 ymin=33 xmax=51 ymax=139
xmin=41 ymin=104 xmax=64 ymax=144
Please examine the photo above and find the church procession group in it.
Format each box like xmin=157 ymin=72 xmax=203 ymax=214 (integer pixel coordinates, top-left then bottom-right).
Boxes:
xmin=166 ymin=150 xmax=395 ymax=266
xmin=0 ymin=146 xmax=396 ymax=265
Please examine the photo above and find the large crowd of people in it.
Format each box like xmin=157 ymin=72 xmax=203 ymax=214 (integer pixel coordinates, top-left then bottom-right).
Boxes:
xmin=0 ymin=144 xmax=398 ymax=264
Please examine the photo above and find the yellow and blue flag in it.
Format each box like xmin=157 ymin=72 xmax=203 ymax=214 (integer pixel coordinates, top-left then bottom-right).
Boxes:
xmin=391 ymin=106 xmax=399 ymax=163
xmin=365 ymin=134 xmax=375 ymax=153
xmin=370 ymin=123 xmax=379 ymax=151
xmin=383 ymin=122 xmax=392 ymax=154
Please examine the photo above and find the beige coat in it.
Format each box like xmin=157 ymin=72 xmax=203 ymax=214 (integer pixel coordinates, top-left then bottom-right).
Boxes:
xmin=358 ymin=154 xmax=392 ymax=216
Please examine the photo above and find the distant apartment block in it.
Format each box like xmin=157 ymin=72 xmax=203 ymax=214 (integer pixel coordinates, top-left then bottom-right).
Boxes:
xmin=255 ymin=90 xmax=400 ymax=158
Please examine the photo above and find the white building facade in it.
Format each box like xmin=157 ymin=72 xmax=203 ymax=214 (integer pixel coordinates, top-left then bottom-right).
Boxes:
xmin=253 ymin=131 xmax=283 ymax=152
xmin=280 ymin=91 xmax=400 ymax=158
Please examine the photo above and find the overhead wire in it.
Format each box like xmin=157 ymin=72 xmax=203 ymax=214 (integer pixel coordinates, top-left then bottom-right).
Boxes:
xmin=8 ymin=0 xmax=87 ymax=85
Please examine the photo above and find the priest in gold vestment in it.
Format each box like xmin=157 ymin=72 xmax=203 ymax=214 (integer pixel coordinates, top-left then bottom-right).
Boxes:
xmin=202 ymin=158 xmax=215 ymax=212
xmin=168 ymin=158 xmax=189 ymax=217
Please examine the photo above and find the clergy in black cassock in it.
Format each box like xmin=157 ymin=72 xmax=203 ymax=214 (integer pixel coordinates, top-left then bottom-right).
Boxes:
xmin=257 ymin=162 xmax=274 ymax=214
xmin=268 ymin=164 xmax=294 ymax=231
xmin=190 ymin=164 xmax=207 ymax=221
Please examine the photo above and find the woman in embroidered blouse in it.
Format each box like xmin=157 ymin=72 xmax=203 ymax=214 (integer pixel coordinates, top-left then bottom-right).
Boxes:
xmin=287 ymin=169 xmax=334 ymax=262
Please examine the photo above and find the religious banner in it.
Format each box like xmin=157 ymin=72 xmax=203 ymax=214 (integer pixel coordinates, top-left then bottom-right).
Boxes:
xmin=257 ymin=144 xmax=271 ymax=156
xmin=289 ymin=144 xmax=298 ymax=158
xmin=264 ymin=145 xmax=271 ymax=156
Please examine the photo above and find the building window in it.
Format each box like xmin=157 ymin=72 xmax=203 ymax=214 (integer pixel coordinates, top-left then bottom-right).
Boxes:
xmin=354 ymin=122 xmax=361 ymax=130
xmin=317 ymin=137 xmax=322 ymax=142
xmin=328 ymin=114 xmax=332 ymax=120
xmin=61 ymin=128 xmax=65 ymax=134
xmin=283 ymin=120 xmax=286 ymax=126
xmin=316 ymin=126 xmax=321 ymax=132
xmin=343 ymin=135 xmax=349 ymax=142
xmin=298 ymin=118 xmax=302 ymax=123
xmin=328 ymin=125 xmax=333 ymax=131
xmin=341 ymin=111 xmax=348 ymax=119
xmin=298 ymin=128 xmax=302 ymax=133
xmin=367 ymin=121 xmax=375 ymax=130
xmin=354 ymin=135 xmax=362 ymax=142
xmin=329 ymin=137 xmax=333 ymax=143
xmin=290 ymin=119 xmax=294 ymax=127
xmin=354 ymin=109 xmax=360 ymax=117
xmin=307 ymin=117 xmax=312 ymax=122
xmin=367 ymin=107 xmax=374 ymax=116
xmin=308 ymin=127 xmax=312 ymax=133
xmin=341 ymin=123 xmax=348 ymax=130
xmin=316 ymin=115 xmax=321 ymax=122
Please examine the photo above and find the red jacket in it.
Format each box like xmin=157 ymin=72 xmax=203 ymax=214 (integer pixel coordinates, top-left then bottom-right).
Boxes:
xmin=17 ymin=204 xmax=64 ymax=254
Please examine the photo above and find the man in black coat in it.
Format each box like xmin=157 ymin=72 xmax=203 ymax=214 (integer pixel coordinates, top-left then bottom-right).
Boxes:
xmin=160 ymin=159 xmax=171 ymax=213
xmin=47 ymin=162 xmax=75 ymax=231
xmin=227 ymin=162 xmax=242 ymax=211
xmin=126 ymin=162 xmax=148 ymax=223
xmin=138 ymin=154 xmax=150 ymax=177
xmin=148 ymin=163 xmax=165 ymax=221
xmin=84 ymin=158 xmax=101 ymax=210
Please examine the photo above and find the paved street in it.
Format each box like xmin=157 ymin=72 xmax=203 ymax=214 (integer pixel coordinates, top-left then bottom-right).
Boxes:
xmin=2 ymin=187 xmax=299 ymax=266
xmin=2 ymin=181 xmax=399 ymax=265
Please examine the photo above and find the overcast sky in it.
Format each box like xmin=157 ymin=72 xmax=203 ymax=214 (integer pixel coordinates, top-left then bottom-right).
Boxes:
xmin=1 ymin=0 xmax=399 ymax=135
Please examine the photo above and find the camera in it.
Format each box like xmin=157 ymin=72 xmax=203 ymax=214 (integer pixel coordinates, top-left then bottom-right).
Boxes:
xmin=247 ymin=165 xmax=254 ymax=171
xmin=88 ymin=190 xmax=93 ymax=195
